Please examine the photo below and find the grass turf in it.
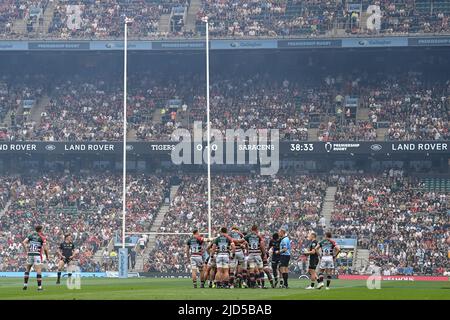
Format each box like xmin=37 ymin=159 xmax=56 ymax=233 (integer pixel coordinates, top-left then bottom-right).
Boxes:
xmin=0 ymin=278 xmax=448 ymax=300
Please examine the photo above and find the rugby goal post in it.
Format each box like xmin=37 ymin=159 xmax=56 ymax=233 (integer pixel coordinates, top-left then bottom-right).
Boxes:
xmin=119 ymin=17 xmax=213 ymax=278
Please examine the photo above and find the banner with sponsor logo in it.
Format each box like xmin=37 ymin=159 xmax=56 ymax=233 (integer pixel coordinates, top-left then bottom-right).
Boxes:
xmin=339 ymin=275 xmax=449 ymax=281
xmin=0 ymin=142 xmax=117 ymax=153
xmin=28 ymin=41 xmax=90 ymax=50
xmin=408 ymin=36 xmax=450 ymax=46
xmin=106 ymin=271 xmax=140 ymax=278
xmin=212 ymin=40 xmax=277 ymax=50
xmin=0 ymin=36 xmax=450 ymax=51
xmin=277 ymin=39 xmax=342 ymax=48
xmin=152 ymin=41 xmax=205 ymax=50
xmin=334 ymin=238 xmax=357 ymax=249
xmin=284 ymin=141 xmax=448 ymax=154
xmin=1 ymin=36 xmax=450 ymax=52
xmin=342 ymin=37 xmax=408 ymax=48
xmin=0 ymin=141 xmax=447 ymax=155
xmin=0 ymin=41 xmax=28 ymax=51
xmin=90 ymin=40 xmax=153 ymax=51
xmin=0 ymin=272 xmax=106 ymax=278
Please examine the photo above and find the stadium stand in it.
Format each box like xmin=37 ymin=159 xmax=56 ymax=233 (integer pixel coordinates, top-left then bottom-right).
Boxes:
xmin=331 ymin=174 xmax=448 ymax=275
xmin=147 ymin=174 xmax=327 ymax=273
xmin=0 ymin=174 xmax=168 ymax=272
xmin=1 ymin=0 xmax=450 ymax=39
xmin=0 ymin=171 xmax=447 ymax=276
xmin=0 ymin=65 xmax=447 ymax=142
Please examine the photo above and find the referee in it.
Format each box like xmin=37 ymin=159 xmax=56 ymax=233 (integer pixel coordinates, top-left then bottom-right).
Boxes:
xmin=279 ymin=228 xmax=291 ymax=288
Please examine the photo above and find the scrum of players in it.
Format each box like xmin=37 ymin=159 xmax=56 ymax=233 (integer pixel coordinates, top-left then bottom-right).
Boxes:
xmin=21 ymin=225 xmax=79 ymax=291
xmin=186 ymin=225 xmax=340 ymax=290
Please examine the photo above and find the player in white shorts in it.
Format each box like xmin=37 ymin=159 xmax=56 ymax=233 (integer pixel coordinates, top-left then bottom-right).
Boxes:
xmin=211 ymin=227 xmax=235 ymax=289
xmin=229 ymin=226 xmax=246 ymax=288
xmin=185 ymin=229 xmax=206 ymax=288
xmin=204 ymin=242 xmax=217 ymax=288
xmin=243 ymin=225 xmax=266 ymax=288
xmin=315 ymin=231 xmax=340 ymax=290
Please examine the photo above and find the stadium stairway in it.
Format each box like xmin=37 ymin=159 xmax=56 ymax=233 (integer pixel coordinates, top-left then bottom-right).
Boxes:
xmin=134 ymin=184 xmax=181 ymax=271
xmin=127 ymin=129 xmax=137 ymax=140
xmin=185 ymin=0 xmax=201 ymax=33
xmin=2 ymin=108 xmax=16 ymax=127
xmin=353 ymin=249 xmax=370 ymax=272
xmin=30 ymin=95 xmax=50 ymax=123
xmin=11 ymin=18 xmax=27 ymax=36
xmin=376 ymin=127 xmax=389 ymax=140
xmin=308 ymin=128 xmax=319 ymax=141
xmin=11 ymin=1 xmax=56 ymax=37
xmin=0 ymin=200 xmax=12 ymax=218
xmin=158 ymin=14 xmax=171 ymax=34
xmin=321 ymin=186 xmax=337 ymax=229
xmin=153 ymin=108 xmax=163 ymax=123
xmin=356 ymin=106 xmax=369 ymax=121
xmin=39 ymin=0 xmax=57 ymax=36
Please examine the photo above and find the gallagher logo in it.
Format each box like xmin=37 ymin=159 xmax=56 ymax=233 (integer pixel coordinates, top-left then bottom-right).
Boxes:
xmin=358 ymin=40 xmax=368 ymax=46
xmin=126 ymin=145 xmax=134 ymax=151
xmin=370 ymin=144 xmax=382 ymax=151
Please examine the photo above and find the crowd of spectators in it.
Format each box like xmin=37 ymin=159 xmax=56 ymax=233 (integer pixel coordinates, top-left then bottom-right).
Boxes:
xmin=146 ymin=174 xmax=328 ymax=273
xmin=48 ymin=0 xmax=168 ymax=39
xmin=0 ymin=1 xmax=49 ymax=37
xmin=0 ymin=75 xmax=44 ymax=141
xmin=365 ymin=76 xmax=450 ymax=141
xmin=0 ymin=173 xmax=167 ymax=272
xmin=0 ymin=172 xmax=448 ymax=275
xmin=0 ymin=69 xmax=448 ymax=142
xmin=2 ymin=0 xmax=450 ymax=39
xmin=38 ymin=79 xmax=124 ymax=141
xmin=318 ymin=119 xmax=377 ymax=141
xmin=331 ymin=173 xmax=448 ymax=276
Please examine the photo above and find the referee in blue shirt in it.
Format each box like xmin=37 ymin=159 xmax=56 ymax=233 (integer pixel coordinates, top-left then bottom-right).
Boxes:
xmin=279 ymin=228 xmax=291 ymax=288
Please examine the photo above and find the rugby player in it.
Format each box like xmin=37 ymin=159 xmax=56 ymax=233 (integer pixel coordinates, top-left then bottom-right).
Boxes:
xmin=262 ymin=251 xmax=274 ymax=288
xmin=243 ymin=225 xmax=266 ymax=289
xmin=240 ymin=231 xmax=249 ymax=288
xmin=229 ymin=226 xmax=246 ymax=288
xmin=315 ymin=231 xmax=340 ymax=290
xmin=186 ymin=229 xmax=206 ymax=288
xmin=302 ymin=231 xmax=319 ymax=289
xmin=279 ymin=228 xmax=291 ymax=288
xmin=204 ymin=241 xmax=217 ymax=288
xmin=22 ymin=225 xmax=50 ymax=291
xmin=268 ymin=232 xmax=281 ymax=287
xmin=211 ymin=227 xmax=235 ymax=288
xmin=56 ymin=233 xmax=78 ymax=284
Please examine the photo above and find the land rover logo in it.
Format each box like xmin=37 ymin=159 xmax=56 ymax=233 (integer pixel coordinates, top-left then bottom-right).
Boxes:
xmin=45 ymin=144 xmax=56 ymax=151
xmin=370 ymin=144 xmax=382 ymax=151
xmin=126 ymin=145 xmax=133 ymax=151
xmin=325 ymin=142 xmax=333 ymax=152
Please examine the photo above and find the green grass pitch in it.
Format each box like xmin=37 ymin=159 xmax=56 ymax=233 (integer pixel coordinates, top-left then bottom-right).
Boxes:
xmin=0 ymin=278 xmax=448 ymax=300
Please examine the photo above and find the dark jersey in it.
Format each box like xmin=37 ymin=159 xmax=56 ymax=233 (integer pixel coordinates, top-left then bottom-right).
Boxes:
xmin=244 ymin=233 xmax=263 ymax=255
xmin=186 ymin=236 xmax=204 ymax=256
xmin=269 ymin=238 xmax=281 ymax=259
xmin=308 ymin=240 xmax=319 ymax=262
xmin=26 ymin=232 xmax=46 ymax=257
xmin=213 ymin=235 xmax=232 ymax=254
xmin=59 ymin=242 xmax=75 ymax=259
